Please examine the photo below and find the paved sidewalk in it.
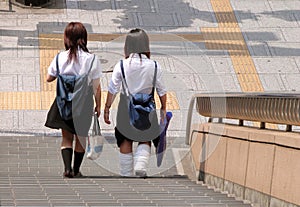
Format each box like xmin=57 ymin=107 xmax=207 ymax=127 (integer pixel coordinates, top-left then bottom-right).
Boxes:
xmin=0 ymin=0 xmax=300 ymax=133
xmin=1 ymin=0 xmax=299 ymax=135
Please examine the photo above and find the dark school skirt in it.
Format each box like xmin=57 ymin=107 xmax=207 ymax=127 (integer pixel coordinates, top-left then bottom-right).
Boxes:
xmin=45 ymin=98 xmax=93 ymax=137
xmin=114 ymin=93 xmax=160 ymax=148
xmin=115 ymin=127 xmax=160 ymax=148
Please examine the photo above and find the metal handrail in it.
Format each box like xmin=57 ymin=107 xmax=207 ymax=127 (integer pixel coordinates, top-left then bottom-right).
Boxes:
xmin=186 ymin=93 xmax=300 ymax=145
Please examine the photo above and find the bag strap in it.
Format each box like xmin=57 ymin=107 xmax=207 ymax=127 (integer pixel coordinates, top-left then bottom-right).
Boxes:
xmin=56 ymin=53 xmax=60 ymax=76
xmin=120 ymin=60 xmax=157 ymax=96
xmin=151 ymin=61 xmax=158 ymax=95
xmin=93 ymin=112 xmax=101 ymax=136
xmin=120 ymin=60 xmax=130 ymax=96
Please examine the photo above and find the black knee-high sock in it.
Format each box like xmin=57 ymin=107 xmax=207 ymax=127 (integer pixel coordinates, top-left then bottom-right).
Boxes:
xmin=61 ymin=148 xmax=73 ymax=172
xmin=73 ymin=151 xmax=85 ymax=174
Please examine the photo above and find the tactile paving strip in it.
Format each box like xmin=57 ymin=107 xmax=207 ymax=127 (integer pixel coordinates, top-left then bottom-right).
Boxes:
xmin=205 ymin=0 xmax=276 ymax=129
xmin=0 ymin=91 xmax=179 ymax=110
xmin=202 ymin=0 xmax=264 ymax=93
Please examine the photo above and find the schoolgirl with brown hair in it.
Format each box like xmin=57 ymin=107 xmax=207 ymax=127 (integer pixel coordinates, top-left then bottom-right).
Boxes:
xmin=45 ymin=22 xmax=102 ymax=178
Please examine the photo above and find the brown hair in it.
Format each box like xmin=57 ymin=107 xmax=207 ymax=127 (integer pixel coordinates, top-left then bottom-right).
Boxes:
xmin=64 ymin=22 xmax=89 ymax=62
xmin=124 ymin=28 xmax=150 ymax=59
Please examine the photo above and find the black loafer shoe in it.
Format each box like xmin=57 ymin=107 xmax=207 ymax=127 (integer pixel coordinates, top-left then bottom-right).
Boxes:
xmin=72 ymin=172 xmax=83 ymax=178
xmin=63 ymin=170 xmax=73 ymax=178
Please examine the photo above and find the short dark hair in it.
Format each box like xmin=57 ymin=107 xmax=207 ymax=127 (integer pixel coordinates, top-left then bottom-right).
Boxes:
xmin=124 ymin=28 xmax=150 ymax=59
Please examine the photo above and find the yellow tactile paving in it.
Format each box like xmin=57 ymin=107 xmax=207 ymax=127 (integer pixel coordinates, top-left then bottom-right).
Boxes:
xmin=0 ymin=91 xmax=179 ymax=111
xmin=207 ymin=0 xmax=276 ymax=129
xmin=201 ymin=27 xmax=264 ymax=92
xmin=40 ymin=53 xmax=57 ymax=92
xmin=39 ymin=34 xmax=62 ymax=91
xmin=39 ymin=34 xmax=64 ymax=49
xmin=210 ymin=0 xmax=239 ymax=28
xmin=202 ymin=0 xmax=264 ymax=93
xmin=38 ymin=33 xmax=204 ymax=46
xmin=0 ymin=92 xmax=41 ymax=110
xmin=40 ymin=91 xmax=56 ymax=110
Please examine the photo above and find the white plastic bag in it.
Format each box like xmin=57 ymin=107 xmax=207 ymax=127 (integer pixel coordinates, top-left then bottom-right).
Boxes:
xmin=86 ymin=113 xmax=103 ymax=160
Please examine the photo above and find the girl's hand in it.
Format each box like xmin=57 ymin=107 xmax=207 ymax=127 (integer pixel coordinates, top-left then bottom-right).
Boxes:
xmin=95 ymin=105 xmax=101 ymax=117
xmin=160 ymin=109 xmax=166 ymax=124
xmin=104 ymin=110 xmax=111 ymax=124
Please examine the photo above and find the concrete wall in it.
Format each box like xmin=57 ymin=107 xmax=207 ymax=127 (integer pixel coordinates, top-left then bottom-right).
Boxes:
xmin=190 ymin=123 xmax=300 ymax=207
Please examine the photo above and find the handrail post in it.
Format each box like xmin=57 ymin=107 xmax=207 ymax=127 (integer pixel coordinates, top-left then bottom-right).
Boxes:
xmin=286 ymin=125 xmax=292 ymax=132
xmin=239 ymin=119 xmax=244 ymax=126
xmin=8 ymin=0 xmax=12 ymax=11
xmin=185 ymin=95 xmax=196 ymax=145
xmin=260 ymin=122 xmax=265 ymax=129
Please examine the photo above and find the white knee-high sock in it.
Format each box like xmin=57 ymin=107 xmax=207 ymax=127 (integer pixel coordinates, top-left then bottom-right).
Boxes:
xmin=119 ymin=152 xmax=133 ymax=177
xmin=134 ymin=144 xmax=151 ymax=173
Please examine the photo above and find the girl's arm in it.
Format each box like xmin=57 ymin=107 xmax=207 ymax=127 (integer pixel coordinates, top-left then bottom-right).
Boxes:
xmin=159 ymin=94 xmax=167 ymax=121
xmin=93 ymin=78 xmax=101 ymax=117
xmin=104 ymin=91 xmax=115 ymax=124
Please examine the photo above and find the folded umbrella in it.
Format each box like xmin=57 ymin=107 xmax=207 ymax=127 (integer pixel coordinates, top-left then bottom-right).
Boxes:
xmin=156 ymin=111 xmax=173 ymax=167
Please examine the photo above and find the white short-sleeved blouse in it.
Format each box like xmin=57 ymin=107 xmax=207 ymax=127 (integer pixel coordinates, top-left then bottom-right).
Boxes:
xmin=48 ymin=48 xmax=102 ymax=83
xmin=108 ymin=53 xmax=166 ymax=97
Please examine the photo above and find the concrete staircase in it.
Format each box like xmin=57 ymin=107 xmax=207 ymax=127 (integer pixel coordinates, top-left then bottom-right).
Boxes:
xmin=0 ymin=135 xmax=253 ymax=207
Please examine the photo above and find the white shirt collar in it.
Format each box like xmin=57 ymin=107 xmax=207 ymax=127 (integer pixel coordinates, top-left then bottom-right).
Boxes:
xmin=129 ymin=53 xmax=148 ymax=59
